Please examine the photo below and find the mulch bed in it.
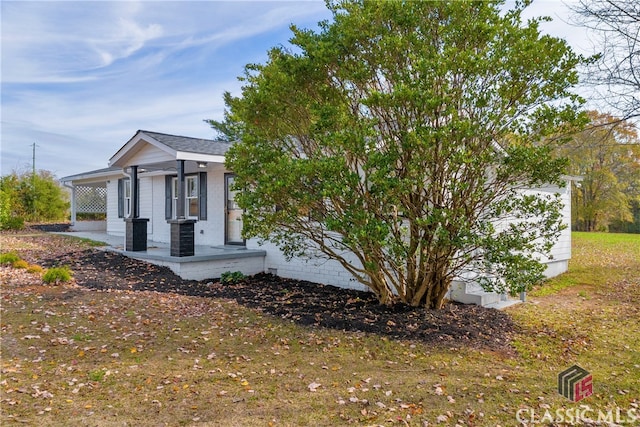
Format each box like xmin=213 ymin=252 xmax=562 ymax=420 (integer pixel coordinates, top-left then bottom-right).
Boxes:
xmin=11 ymin=230 xmax=517 ymax=352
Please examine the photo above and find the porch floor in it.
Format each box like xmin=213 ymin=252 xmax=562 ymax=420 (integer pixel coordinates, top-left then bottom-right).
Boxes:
xmin=53 ymin=231 xmax=266 ymax=265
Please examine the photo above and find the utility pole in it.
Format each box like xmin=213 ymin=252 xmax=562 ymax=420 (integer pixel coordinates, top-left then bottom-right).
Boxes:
xmin=32 ymin=142 xmax=36 ymax=177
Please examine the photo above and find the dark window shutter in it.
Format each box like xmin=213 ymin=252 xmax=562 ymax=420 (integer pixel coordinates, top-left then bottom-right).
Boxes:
xmin=165 ymin=175 xmax=173 ymax=220
xmin=117 ymin=179 xmax=124 ymax=218
xmin=198 ymin=172 xmax=207 ymax=220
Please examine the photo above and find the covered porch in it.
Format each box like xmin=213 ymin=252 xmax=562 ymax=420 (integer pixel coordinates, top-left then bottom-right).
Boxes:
xmin=54 ymin=231 xmax=266 ymax=281
xmin=108 ymin=130 xmax=233 ymax=256
xmin=61 ymin=167 xmax=123 ymax=232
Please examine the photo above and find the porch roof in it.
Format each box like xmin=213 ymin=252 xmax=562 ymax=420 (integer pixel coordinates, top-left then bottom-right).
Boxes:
xmin=60 ymin=167 xmax=123 ymax=185
xmin=109 ymin=130 xmax=232 ymax=168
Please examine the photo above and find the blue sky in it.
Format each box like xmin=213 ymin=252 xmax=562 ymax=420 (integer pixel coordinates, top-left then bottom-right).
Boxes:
xmin=1 ymin=1 xmax=590 ymax=179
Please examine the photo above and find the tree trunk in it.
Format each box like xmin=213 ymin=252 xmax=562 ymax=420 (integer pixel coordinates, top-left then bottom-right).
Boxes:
xmin=408 ymin=258 xmax=452 ymax=309
xmin=426 ymin=275 xmax=451 ymax=309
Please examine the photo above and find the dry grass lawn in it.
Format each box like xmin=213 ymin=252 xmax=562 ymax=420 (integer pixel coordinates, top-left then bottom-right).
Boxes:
xmin=1 ymin=231 xmax=638 ymax=426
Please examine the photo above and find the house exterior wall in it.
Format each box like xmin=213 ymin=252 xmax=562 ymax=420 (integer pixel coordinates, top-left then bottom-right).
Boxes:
xmin=542 ymin=182 xmax=572 ymax=277
xmin=104 ymin=167 xmax=571 ymax=291
xmin=149 ymin=175 xmax=167 ymax=242
xmin=106 ymin=179 xmax=124 ymax=236
xmin=140 ymin=177 xmax=153 ymax=235
xmin=254 ymin=240 xmax=368 ymax=291
xmin=519 ymin=182 xmax=572 ymax=277
xmin=147 ymin=255 xmax=265 ymax=281
xmin=251 ymin=182 xmax=573 ymax=287
xmin=108 ymin=164 xmax=230 ymax=246
xmin=106 ymin=176 xmax=154 ymax=237
xmin=200 ymin=164 xmax=226 ymax=245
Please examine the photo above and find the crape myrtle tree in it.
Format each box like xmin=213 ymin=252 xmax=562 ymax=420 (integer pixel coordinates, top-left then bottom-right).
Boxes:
xmin=213 ymin=0 xmax=586 ymax=309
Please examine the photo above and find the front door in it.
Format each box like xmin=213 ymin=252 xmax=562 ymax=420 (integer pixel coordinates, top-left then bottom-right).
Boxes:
xmin=224 ymin=174 xmax=244 ymax=245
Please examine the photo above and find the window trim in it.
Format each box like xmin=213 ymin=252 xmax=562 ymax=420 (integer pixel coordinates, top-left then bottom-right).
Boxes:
xmin=118 ymin=178 xmax=138 ymax=218
xmin=165 ymin=172 xmax=207 ymax=221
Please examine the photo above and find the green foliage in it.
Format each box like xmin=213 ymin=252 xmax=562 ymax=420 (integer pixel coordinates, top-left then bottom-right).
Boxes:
xmin=0 ymin=252 xmax=21 ymax=265
xmin=88 ymin=369 xmax=106 ymax=382
xmin=557 ymin=111 xmax=640 ymax=232
xmin=217 ymin=0 xmax=586 ymax=308
xmin=609 ymin=200 xmax=640 ymax=233
xmin=0 ymin=170 xmax=69 ymax=224
xmin=76 ymin=212 xmax=107 ymax=221
xmin=1 ymin=216 xmax=25 ymax=230
xmin=42 ymin=266 xmax=73 ymax=284
xmin=220 ymin=271 xmax=246 ymax=285
xmin=0 ymin=175 xmax=23 ymax=229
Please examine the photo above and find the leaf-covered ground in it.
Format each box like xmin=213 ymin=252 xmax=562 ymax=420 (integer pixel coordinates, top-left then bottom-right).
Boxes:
xmin=2 ymin=230 xmax=638 ymax=426
xmin=5 ymin=231 xmax=515 ymax=352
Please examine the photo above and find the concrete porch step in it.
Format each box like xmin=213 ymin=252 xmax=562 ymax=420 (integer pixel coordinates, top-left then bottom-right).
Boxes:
xmin=484 ymin=298 xmax=522 ymax=310
xmin=448 ymin=280 xmax=518 ymax=308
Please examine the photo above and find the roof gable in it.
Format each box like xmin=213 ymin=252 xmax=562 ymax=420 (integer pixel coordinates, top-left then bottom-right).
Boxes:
xmin=142 ymin=131 xmax=231 ymax=156
xmin=109 ymin=130 xmax=232 ymax=167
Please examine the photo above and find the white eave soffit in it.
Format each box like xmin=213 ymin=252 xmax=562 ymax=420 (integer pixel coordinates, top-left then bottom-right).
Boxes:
xmin=176 ymin=152 xmax=226 ymax=163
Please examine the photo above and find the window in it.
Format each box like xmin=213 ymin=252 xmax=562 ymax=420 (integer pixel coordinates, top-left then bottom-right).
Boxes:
xmin=186 ymin=176 xmax=198 ymax=218
xmin=123 ymin=179 xmax=131 ymax=217
xmin=118 ymin=178 xmax=137 ymax=218
xmin=165 ymin=172 xmax=207 ymax=220
xmin=171 ymin=178 xmax=178 ymax=219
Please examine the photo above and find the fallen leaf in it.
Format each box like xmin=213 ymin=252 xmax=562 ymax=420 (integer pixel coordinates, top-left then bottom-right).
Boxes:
xmin=437 ymin=414 xmax=449 ymax=423
xmin=308 ymin=382 xmax=321 ymax=392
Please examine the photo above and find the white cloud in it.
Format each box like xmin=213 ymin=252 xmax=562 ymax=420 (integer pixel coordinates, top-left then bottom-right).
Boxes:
xmin=91 ymin=18 xmax=164 ymax=68
xmin=7 ymin=2 xmax=596 ymax=180
xmin=2 ymin=1 xmax=333 ymax=177
xmin=1 ymin=75 xmax=240 ymax=177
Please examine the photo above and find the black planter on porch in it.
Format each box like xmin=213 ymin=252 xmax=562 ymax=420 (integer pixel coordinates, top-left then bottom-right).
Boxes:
xmin=125 ymin=218 xmax=149 ymax=251
xmin=169 ymin=219 xmax=196 ymax=257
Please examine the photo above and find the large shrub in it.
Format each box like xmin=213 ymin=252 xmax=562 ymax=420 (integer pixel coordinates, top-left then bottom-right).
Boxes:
xmin=0 ymin=170 xmax=69 ymax=224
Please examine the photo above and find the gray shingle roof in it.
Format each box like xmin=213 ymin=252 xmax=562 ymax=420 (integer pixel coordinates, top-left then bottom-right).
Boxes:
xmin=141 ymin=130 xmax=232 ymax=156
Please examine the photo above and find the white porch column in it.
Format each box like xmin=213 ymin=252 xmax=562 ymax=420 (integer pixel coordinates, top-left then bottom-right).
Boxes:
xmin=176 ymin=160 xmax=186 ymax=219
xmin=70 ymin=185 xmax=76 ymax=225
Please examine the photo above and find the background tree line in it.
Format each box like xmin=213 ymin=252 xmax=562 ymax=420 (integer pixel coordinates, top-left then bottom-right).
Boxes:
xmin=565 ymin=1 xmax=640 ymax=233
xmin=558 ymin=111 xmax=640 ymax=232
xmin=0 ymin=170 xmax=69 ymax=230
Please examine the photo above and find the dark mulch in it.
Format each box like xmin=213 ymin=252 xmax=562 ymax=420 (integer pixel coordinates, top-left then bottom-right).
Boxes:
xmin=22 ymin=237 xmax=517 ymax=352
xmin=28 ymin=223 xmax=71 ymax=232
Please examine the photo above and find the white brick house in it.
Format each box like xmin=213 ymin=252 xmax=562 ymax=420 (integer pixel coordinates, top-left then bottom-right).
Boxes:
xmin=61 ymin=130 xmax=572 ymax=307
